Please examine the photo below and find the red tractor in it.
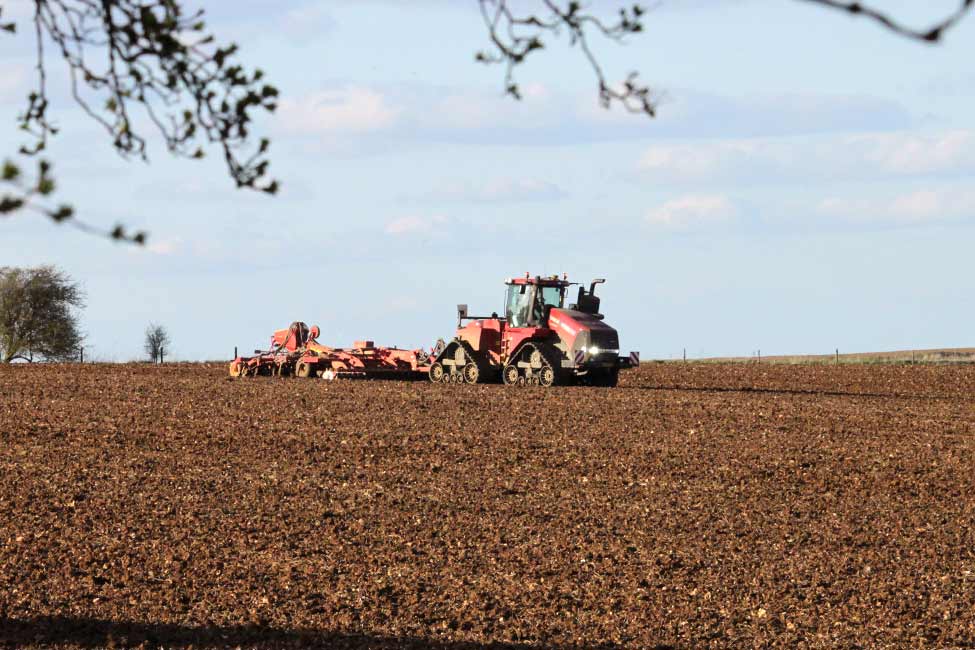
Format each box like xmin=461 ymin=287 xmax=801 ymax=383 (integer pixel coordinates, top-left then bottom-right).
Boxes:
xmin=429 ymin=274 xmax=638 ymax=387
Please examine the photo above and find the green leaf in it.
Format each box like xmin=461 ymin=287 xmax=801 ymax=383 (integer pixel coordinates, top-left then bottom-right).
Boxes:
xmin=37 ymin=178 xmax=55 ymax=196
xmin=0 ymin=196 xmax=25 ymax=213
xmin=1 ymin=161 xmax=19 ymax=181
xmin=49 ymin=205 xmax=74 ymax=222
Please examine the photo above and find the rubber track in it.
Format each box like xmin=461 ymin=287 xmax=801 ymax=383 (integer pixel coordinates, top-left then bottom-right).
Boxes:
xmin=456 ymin=339 xmax=495 ymax=384
xmin=524 ymin=341 xmax=568 ymax=386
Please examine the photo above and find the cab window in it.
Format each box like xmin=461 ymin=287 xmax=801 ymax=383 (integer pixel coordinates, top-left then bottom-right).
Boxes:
xmin=505 ymin=284 xmax=533 ymax=327
xmin=540 ymin=286 xmax=564 ymax=308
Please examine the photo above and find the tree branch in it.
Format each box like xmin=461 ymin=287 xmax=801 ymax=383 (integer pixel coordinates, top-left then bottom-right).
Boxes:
xmin=1 ymin=158 xmax=146 ymax=244
xmin=2 ymin=0 xmax=279 ymax=245
xmin=476 ymin=1 xmax=658 ymax=117
xmin=795 ymin=0 xmax=974 ymax=42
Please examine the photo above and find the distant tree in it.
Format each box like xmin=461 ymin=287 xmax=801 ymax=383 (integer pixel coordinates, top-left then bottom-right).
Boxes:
xmin=0 ymin=266 xmax=84 ymax=363
xmin=144 ymin=323 xmax=170 ymax=363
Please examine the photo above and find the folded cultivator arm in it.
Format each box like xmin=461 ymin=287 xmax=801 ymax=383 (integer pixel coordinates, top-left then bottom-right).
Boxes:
xmin=229 ymin=322 xmax=431 ymax=380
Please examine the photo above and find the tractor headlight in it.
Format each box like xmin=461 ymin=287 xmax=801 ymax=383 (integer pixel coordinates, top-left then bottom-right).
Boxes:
xmin=588 ymin=346 xmax=599 ymax=355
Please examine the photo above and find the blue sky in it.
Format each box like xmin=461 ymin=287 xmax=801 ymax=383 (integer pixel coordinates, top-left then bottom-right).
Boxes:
xmin=1 ymin=0 xmax=974 ymax=361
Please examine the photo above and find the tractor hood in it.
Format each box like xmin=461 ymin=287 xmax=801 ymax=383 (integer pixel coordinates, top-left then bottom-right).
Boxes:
xmin=548 ymin=308 xmax=620 ymax=362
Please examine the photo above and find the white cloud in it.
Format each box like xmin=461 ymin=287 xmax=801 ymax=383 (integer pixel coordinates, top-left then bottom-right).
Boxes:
xmin=854 ymin=130 xmax=975 ymax=176
xmin=585 ymin=90 xmax=911 ymax=138
xmin=271 ymin=82 xmax=912 ymax=152
xmin=637 ymin=130 xmax=975 ymax=185
xmin=384 ymin=214 xmax=448 ymax=235
xmin=0 ymin=0 xmax=34 ymax=21
xmin=638 ymin=130 xmax=975 ymax=182
xmin=0 ymin=64 xmax=27 ymax=104
xmin=277 ymin=86 xmax=399 ymax=136
xmin=277 ymin=5 xmax=337 ymax=42
xmin=434 ymin=178 xmax=566 ymax=203
xmin=416 ymin=84 xmax=556 ymax=132
xmin=646 ymin=194 xmax=739 ymax=229
xmin=146 ymin=238 xmax=181 ymax=256
xmin=639 ymin=141 xmax=758 ymax=180
xmin=817 ymin=187 xmax=975 ymax=225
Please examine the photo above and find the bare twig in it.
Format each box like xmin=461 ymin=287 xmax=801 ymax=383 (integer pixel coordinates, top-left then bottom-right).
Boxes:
xmin=476 ymin=1 xmax=658 ymax=117
xmin=796 ymin=0 xmax=974 ymax=42
xmin=1 ymin=158 xmax=146 ymax=244
xmin=1 ymin=0 xmax=279 ymax=245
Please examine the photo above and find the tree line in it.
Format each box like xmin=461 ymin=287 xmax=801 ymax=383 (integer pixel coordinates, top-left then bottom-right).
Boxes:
xmin=0 ymin=266 xmax=169 ymax=363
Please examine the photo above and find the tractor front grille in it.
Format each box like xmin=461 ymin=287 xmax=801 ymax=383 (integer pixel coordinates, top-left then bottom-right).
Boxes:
xmin=590 ymin=330 xmax=619 ymax=353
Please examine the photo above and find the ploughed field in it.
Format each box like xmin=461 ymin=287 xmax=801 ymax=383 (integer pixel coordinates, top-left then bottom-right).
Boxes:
xmin=2 ymin=363 xmax=974 ymax=649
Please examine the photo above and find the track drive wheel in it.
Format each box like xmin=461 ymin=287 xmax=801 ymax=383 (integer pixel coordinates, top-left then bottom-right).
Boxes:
xmin=462 ymin=362 xmax=480 ymax=384
xmin=539 ymin=365 xmax=556 ymax=387
xmin=525 ymin=342 xmax=565 ymax=388
xmin=429 ymin=362 xmax=444 ymax=383
xmin=502 ymin=364 xmax=520 ymax=385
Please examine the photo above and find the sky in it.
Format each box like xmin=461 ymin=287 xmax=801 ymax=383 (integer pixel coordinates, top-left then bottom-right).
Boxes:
xmin=1 ymin=0 xmax=974 ymax=361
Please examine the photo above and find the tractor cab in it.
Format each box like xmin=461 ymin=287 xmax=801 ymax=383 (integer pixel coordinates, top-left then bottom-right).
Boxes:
xmin=504 ymin=275 xmax=569 ymax=328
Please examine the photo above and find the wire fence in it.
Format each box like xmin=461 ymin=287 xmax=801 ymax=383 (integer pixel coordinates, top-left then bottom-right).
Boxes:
xmin=654 ymin=347 xmax=975 ymax=365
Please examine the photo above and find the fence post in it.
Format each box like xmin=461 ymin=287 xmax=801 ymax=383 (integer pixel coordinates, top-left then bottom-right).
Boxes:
xmin=758 ymin=349 xmax=761 ymax=363
xmin=835 ymin=348 xmax=839 ymax=364
xmin=683 ymin=348 xmax=686 ymax=362
xmin=79 ymin=346 xmax=84 ymax=364
xmin=234 ymin=346 xmax=238 ymax=360
xmin=912 ymin=350 xmax=915 ymax=364
xmin=160 ymin=347 xmax=164 ymax=364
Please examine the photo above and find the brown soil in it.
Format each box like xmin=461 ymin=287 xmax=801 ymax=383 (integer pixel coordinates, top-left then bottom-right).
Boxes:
xmin=2 ymin=363 xmax=974 ymax=649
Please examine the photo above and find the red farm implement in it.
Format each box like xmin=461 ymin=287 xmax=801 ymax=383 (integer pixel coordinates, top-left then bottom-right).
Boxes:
xmin=229 ymin=322 xmax=433 ymax=380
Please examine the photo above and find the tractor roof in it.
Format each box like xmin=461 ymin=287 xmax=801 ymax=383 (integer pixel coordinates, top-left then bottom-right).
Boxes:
xmin=506 ymin=274 xmax=572 ymax=287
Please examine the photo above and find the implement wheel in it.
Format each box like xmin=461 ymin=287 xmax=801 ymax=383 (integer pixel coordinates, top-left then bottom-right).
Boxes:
xmin=429 ymin=362 xmax=444 ymax=383
xmin=295 ymin=362 xmax=311 ymax=378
